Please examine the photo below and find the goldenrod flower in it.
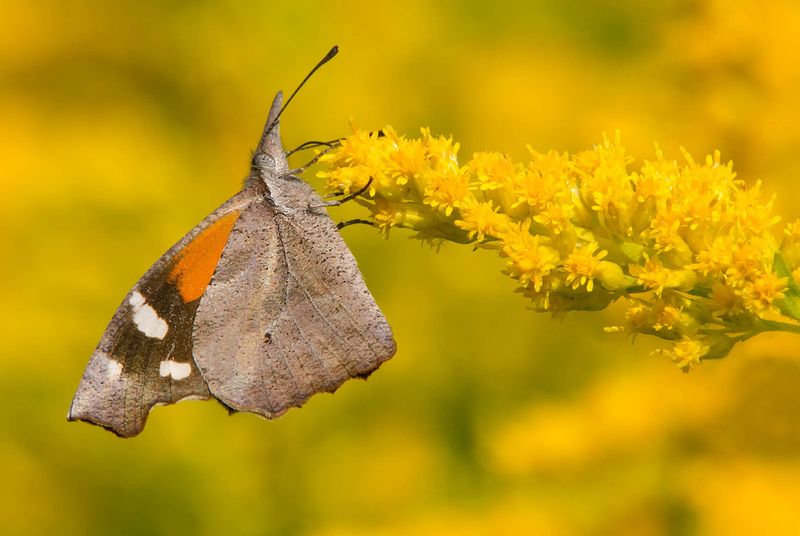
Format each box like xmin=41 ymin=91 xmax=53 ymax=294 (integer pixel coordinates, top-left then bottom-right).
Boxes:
xmin=738 ymin=271 xmax=787 ymax=314
xmin=500 ymin=222 xmax=560 ymax=293
xmin=319 ymin=126 xmax=800 ymax=369
xmin=652 ymin=304 xmax=682 ymax=332
xmin=455 ymin=200 xmax=510 ymax=241
xmin=563 ymin=242 xmax=607 ymax=292
xmin=657 ymin=338 xmax=710 ymax=373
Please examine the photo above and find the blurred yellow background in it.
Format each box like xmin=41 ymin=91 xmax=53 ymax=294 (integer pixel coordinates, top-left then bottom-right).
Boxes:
xmin=3 ymin=1 xmax=800 ymax=534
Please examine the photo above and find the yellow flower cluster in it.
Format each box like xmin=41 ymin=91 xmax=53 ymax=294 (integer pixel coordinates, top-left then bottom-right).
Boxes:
xmin=318 ymin=127 xmax=800 ymax=371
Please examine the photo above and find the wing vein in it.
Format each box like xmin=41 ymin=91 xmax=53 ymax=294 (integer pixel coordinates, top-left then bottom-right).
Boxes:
xmin=272 ymin=216 xmax=319 ymax=398
xmin=280 ymin=215 xmax=381 ymax=362
xmin=287 ymin=269 xmax=355 ymax=377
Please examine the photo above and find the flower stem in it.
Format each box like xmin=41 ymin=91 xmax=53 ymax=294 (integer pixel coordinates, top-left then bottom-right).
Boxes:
xmin=758 ymin=319 xmax=800 ymax=335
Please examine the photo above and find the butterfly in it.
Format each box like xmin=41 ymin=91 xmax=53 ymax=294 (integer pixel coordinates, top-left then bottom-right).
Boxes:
xmin=68 ymin=50 xmax=396 ymax=437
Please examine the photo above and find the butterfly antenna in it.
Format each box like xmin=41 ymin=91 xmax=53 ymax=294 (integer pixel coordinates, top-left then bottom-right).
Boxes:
xmin=263 ymin=45 xmax=339 ymax=138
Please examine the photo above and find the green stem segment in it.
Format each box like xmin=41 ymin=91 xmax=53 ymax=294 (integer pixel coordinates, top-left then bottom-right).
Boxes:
xmin=759 ymin=319 xmax=800 ymax=335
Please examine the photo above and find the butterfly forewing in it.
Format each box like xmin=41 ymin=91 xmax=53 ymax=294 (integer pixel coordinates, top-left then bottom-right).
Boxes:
xmin=68 ymin=190 xmax=256 ymax=437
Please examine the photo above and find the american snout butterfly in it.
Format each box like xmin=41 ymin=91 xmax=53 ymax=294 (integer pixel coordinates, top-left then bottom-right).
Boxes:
xmin=68 ymin=47 xmax=396 ymax=437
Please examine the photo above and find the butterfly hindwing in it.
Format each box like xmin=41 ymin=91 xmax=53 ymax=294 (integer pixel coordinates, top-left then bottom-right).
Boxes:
xmin=192 ymin=180 xmax=396 ymax=418
xmin=68 ymin=189 xmax=256 ymax=437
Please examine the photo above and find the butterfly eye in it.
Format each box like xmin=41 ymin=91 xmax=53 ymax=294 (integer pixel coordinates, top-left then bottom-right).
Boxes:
xmin=252 ymin=152 xmax=276 ymax=170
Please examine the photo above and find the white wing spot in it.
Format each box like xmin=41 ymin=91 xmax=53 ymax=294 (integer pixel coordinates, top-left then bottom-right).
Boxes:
xmin=100 ymin=352 xmax=123 ymax=380
xmin=159 ymin=360 xmax=192 ymax=380
xmin=129 ymin=291 xmax=168 ymax=339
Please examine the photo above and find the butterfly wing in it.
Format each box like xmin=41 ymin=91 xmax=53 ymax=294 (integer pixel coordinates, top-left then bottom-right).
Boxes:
xmin=68 ymin=188 xmax=258 ymax=437
xmin=192 ymin=183 xmax=396 ymax=418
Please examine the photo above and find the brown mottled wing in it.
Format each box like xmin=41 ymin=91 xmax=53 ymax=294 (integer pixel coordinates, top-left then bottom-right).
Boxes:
xmin=68 ymin=189 xmax=256 ymax=437
xmin=192 ymin=195 xmax=396 ymax=417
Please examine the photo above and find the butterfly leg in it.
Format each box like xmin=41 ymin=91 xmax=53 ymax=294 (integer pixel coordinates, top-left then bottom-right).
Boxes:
xmin=288 ymin=145 xmax=337 ymax=175
xmin=336 ymin=218 xmax=374 ymax=230
xmin=315 ymin=177 xmax=374 ymax=209
xmin=288 ymin=129 xmax=385 ymax=170
xmin=286 ymin=138 xmax=341 ymax=157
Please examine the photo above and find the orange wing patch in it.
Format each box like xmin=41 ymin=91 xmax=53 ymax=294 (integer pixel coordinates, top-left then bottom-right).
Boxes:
xmin=168 ymin=211 xmax=241 ymax=303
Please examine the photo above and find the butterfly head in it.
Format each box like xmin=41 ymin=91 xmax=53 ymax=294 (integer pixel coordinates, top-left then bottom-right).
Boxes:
xmin=251 ymin=91 xmax=290 ymax=177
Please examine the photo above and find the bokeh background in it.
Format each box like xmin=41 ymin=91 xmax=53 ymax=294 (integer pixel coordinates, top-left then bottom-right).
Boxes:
xmin=3 ymin=1 xmax=800 ymax=534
